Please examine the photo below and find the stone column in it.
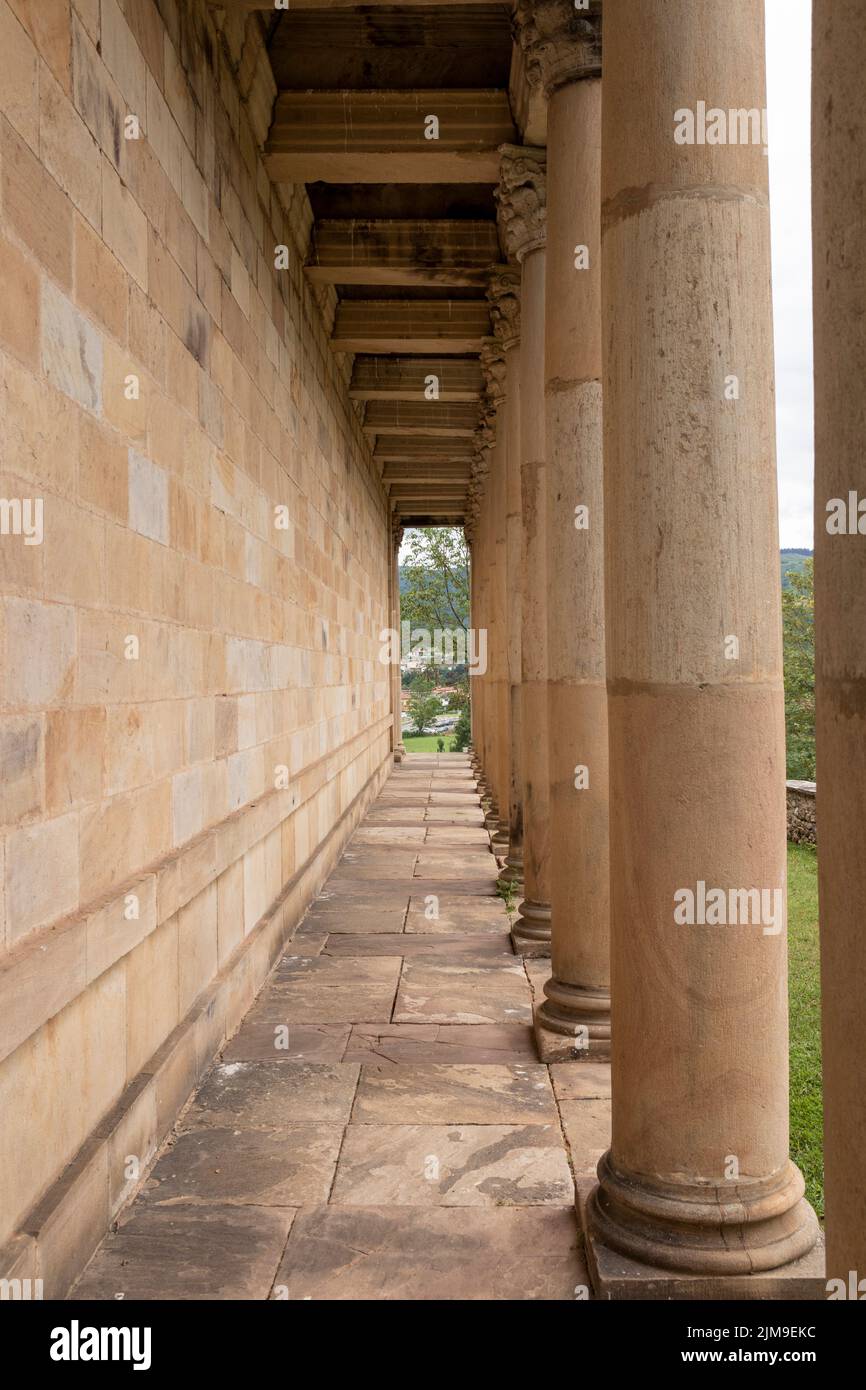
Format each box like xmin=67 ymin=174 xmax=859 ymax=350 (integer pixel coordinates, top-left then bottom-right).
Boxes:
xmin=488 ymin=270 xmax=524 ymax=889
xmin=813 ymin=0 xmax=866 ymax=1288
xmin=586 ymin=0 xmax=819 ymax=1292
xmin=479 ymin=342 xmax=509 ymax=850
xmin=468 ymin=429 xmax=495 ymax=812
xmin=390 ymin=519 xmax=405 ymax=763
xmin=516 ymin=1 xmax=610 ymax=1048
xmin=497 ymin=146 xmax=551 ymax=953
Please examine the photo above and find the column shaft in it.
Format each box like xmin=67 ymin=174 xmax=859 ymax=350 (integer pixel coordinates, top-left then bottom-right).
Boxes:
xmin=587 ymin=0 xmax=818 ymax=1283
xmin=536 ymin=76 xmax=610 ymax=1052
xmin=813 ymin=0 xmax=866 ymax=1285
xmin=500 ymin=341 xmax=524 ymax=885
xmin=514 ymin=244 xmax=552 ymax=952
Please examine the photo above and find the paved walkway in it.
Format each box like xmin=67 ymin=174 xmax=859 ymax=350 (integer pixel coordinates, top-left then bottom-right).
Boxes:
xmin=73 ymin=754 xmax=611 ymax=1300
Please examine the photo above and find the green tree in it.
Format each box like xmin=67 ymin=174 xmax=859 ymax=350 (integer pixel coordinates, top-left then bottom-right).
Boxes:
xmin=406 ymin=680 xmax=442 ymax=736
xmin=400 ymin=529 xmax=470 ymax=653
xmin=782 ymin=557 xmax=815 ymax=780
xmin=451 ymin=701 xmax=471 ymax=753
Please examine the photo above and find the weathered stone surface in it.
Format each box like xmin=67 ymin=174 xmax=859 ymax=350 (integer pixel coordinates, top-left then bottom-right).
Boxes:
xmin=550 ymin=1062 xmax=612 ymax=1101
xmin=183 ymin=1061 xmax=359 ymax=1128
xmin=405 ymin=894 xmax=509 ymax=934
xmin=344 ymin=1023 xmax=537 ymax=1066
xmin=272 ymin=1206 xmax=586 ymax=1299
xmin=557 ymin=1099 xmax=611 ymax=1179
xmin=223 ymin=1018 xmax=351 ymax=1065
xmin=323 ymin=933 xmax=510 ymax=959
xmin=394 ymin=956 xmax=532 ymax=1024
xmin=72 ymin=1204 xmax=295 ymax=1301
xmin=332 ymin=1123 xmax=573 ymax=1206
xmin=141 ymin=1126 xmax=343 ymax=1207
xmin=353 ymin=1062 xmax=557 ymax=1124
xmin=270 ymin=955 xmax=401 ymax=1023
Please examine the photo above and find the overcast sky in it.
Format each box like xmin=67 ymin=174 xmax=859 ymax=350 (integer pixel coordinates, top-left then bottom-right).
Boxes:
xmin=767 ymin=0 xmax=813 ymax=549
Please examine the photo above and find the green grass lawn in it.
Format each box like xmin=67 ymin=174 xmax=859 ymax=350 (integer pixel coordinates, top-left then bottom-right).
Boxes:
xmin=402 ymin=732 xmax=461 ymax=752
xmin=787 ymin=842 xmax=823 ymax=1219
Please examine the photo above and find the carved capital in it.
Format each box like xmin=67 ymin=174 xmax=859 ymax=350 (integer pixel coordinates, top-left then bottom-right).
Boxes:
xmin=486 ymin=266 xmax=521 ymax=348
xmin=514 ymin=0 xmax=602 ymax=97
xmin=496 ymin=144 xmax=546 ymax=262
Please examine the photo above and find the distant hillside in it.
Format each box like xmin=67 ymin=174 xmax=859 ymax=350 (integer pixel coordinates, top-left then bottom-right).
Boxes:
xmin=781 ymin=549 xmax=812 ymax=589
xmin=402 ymin=556 xmax=814 ymax=601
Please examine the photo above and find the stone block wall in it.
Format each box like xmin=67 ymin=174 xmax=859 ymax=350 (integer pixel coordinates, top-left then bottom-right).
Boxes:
xmin=786 ymin=781 xmax=817 ymax=846
xmin=0 ymin=0 xmax=391 ymax=1265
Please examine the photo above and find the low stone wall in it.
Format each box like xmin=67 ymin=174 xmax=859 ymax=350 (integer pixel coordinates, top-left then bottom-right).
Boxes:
xmin=787 ymin=781 xmax=817 ymax=845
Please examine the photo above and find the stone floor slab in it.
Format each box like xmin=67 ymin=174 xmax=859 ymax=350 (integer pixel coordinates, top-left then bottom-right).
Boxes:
xmin=423 ymin=827 xmax=490 ymax=845
xmin=303 ymin=905 xmax=407 ymax=933
xmin=352 ymin=826 xmax=427 ymax=844
xmin=223 ymin=1018 xmax=351 ymax=1063
xmin=270 ymin=955 xmax=401 ymax=1023
xmin=141 ymin=1126 xmax=344 ymax=1207
xmin=322 ymin=933 xmax=512 ymax=959
xmin=343 ymin=1023 xmax=538 ymax=1066
xmin=405 ymin=895 xmax=508 ymax=933
xmin=183 ymin=1061 xmax=359 ymax=1128
xmin=72 ymin=1205 xmax=295 ymax=1301
xmin=550 ymin=1062 xmax=612 ymax=1101
xmin=558 ymin=1098 xmax=612 ymax=1178
xmin=352 ymin=1062 xmax=557 ymax=1124
xmin=394 ymin=957 xmax=532 ymax=1025
xmin=272 ymin=1205 xmax=586 ymax=1299
xmin=332 ymin=1124 xmax=573 ymax=1207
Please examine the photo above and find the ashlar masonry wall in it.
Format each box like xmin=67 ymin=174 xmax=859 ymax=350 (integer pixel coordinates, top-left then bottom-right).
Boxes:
xmin=0 ymin=0 xmax=391 ymax=1284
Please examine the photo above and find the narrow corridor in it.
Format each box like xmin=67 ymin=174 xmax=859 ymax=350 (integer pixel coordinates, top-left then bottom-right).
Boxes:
xmin=71 ymin=754 xmax=610 ymax=1301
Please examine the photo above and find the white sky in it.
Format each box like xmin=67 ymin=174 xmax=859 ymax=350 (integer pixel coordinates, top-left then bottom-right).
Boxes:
xmin=767 ymin=0 xmax=813 ymax=548
xmin=402 ymin=0 xmax=814 ymax=558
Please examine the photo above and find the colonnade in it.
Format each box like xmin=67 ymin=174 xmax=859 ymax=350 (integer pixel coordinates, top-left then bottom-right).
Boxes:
xmin=466 ymin=0 xmax=865 ymax=1294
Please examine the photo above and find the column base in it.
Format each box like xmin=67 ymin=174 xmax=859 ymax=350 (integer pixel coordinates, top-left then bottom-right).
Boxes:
xmin=393 ymin=745 xmax=405 ymax=764
xmin=534 ymin=979 xmax=611 ymax=1060
xmin=511 ymin=899 xmax=551 ymax=957
xmin=497 ymin=849 xmax=523 ymax=893
xmin=583 ymin=1153 xmax=821 ymax=1294
xmin=582 ymin=1210 xmax=825 ymax=1301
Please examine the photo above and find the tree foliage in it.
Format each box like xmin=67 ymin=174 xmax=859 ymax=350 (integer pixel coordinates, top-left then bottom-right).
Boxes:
xmin=406 ymin=679 xmax=442 ymax=736
xmin=450 ymin=702 xmax=472 ymax=753
xmin=400 ymin=528 xmax=469 ymax=636
xmin=782 ymin=558 xmax=815 ymax=780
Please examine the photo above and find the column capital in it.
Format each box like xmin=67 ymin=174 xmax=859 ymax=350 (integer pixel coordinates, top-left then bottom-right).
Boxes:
xmin=496 ymin=144 xmax=547 ymax=263
xmin=390 ymin=517 xmax=404 ymax=552
xmin=486 ymin=266 xmax=521 ymax=348
xmin=513 ymin=0 xmax=602 ymax=98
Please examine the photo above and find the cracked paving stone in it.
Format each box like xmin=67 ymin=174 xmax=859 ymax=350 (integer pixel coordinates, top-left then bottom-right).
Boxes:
xmin=272 ymin=1206 xmax=586 ymax=1299
xmin=269 ymin=955 xmax=401 ymax=1023
xmin=394 ymin=956 xmax=532 ymax=1025
xmin=343 ymin=1023 xmax=537 ymax=1066
xmin=331 ymin=1123 xmax=573 ymax=1206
